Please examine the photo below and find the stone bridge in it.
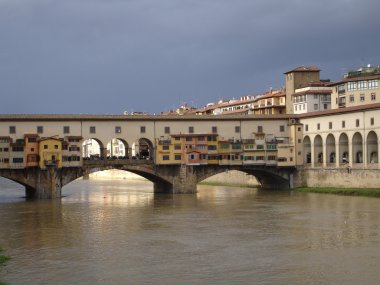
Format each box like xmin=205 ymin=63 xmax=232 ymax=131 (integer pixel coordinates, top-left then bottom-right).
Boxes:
xmin=0 ymin=160 xmax=297 ymax=199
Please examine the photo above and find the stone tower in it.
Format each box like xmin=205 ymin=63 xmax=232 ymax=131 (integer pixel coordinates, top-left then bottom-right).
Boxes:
xmin=284 ymin=66 xmax=321 ymax=114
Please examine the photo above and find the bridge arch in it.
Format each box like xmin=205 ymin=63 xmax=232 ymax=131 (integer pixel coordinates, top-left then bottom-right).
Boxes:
xmin=195 ymin=165 xmax=292 ymax=189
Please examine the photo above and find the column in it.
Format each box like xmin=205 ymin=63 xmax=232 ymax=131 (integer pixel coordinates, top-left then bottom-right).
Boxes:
xmin=310 ymin=141 xmax=315 ymax=168
xmin=322 ymin=140 xmax=327 ymax=168
xmin=348 ymin=141 xmax=353 ymax=168
xmin=335 ymin=141 xmax=340 ymax=168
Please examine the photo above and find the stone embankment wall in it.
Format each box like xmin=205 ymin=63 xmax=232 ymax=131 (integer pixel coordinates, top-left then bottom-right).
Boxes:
xmin=90 ymin=169 xmax=260 ymax=187
xmin=299 ymin=168 xmax=380 ymax=188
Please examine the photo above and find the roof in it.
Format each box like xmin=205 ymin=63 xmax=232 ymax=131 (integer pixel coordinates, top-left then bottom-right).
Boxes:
xmin=0 ymin=113 xmax=295 ymax=121
xmin=284 ymin=66 xmax=321 ymax=74
xmin=293 ymin=89 xmax=332 ymax=96
xmin=257 ymin=91 xmax=285 ymax=99
xmin=297 ymin=103 xmax=380 ymax=119
xmin=327 ymin=74 xmax=380 ymax=86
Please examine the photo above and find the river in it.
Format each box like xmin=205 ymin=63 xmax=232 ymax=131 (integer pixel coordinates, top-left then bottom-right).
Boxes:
xmin=0 ymin=177 xmax=380 ymax=285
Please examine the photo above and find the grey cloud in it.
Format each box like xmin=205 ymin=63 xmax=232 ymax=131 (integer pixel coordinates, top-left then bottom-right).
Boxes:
xmin=1 ymin=0 xmax=380 ymax=114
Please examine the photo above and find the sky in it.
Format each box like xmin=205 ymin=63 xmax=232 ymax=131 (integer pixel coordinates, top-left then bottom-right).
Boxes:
xmin=1 ymin=0 xmax=380 ymax=115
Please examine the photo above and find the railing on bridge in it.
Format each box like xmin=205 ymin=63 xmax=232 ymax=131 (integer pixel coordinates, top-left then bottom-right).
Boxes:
xmin=83 ymin=158 xmax=154 ymax=166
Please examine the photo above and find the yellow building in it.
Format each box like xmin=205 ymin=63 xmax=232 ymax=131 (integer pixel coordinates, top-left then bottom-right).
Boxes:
xmin=39 ymin=137 xmax=63 ymax=169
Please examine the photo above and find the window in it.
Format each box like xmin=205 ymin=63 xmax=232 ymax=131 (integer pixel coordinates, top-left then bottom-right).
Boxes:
xmin=115 ymin=126 xmax=121 ymax=133
xmin=207 ymin=135 xmax=217 ymax=141
xmin=54 ymin=145 xmax=59 ymax=149
xmin=162 ymin=155 xmax=170 ymax=161
xmin=140 ymin=126 xmax=146 ymax=133
xmin=314 ymin=94 xmax=318 ymax=99
xmin=368 ymin=79 xmax=378 ymax=89
xmin=280 ymin=125 xmax=285 ymax=132
xmin=314 ymin=104 xmax=318 ymax=110
xmin=189 ymin=126 xmax=194 ymax=133
xmin=329 ymin=122 xmax=332 ymax=129
xmin=28 ymin=137 xmax=36 ymax=143
xmin=371 ymin=93 xmax=376 ymax=101
xmin=63 ymin=126 xmax=70 ymax=134
xmin=37 ymin=126 xmax=43 ymax=134
xmin=90 ymin=126 xmax=96 ymax=134
xmin=208 ymin=145 xmax=217 ymax=151
xmin=174 ymin=144 xmax=181 ymax=150
xmin=356 ymin=119 xmax=360 ymax=127
xmin=12 ymin=146 xmax=24 ymax=152
xmin=370 ymin=117 xmax=374 ymax=126
xmin=164 ymin=126 xmax=170 ymax=134
xmin=298 ymin=127 xmax=301 ymax=131
xmin=212 ymin=126 xmax=217 ymax=133
xmin=44 ymin=145 xmax=48 ymax=149
xmin=349 ymin=95 xmax=354 ymax=102
xmin=360 ymin=94 xmax=365 ymax=102
xmin=9 ymin=126 xmax=16 ymax=134
xmin=235 ymin=126 xmax=240 ymax=133
xmin=324 ymin=104 xmax=328 ymax=109
xmin=317 ymin=123 xmax=320 ymax=130
xmin=12 ymin=158 xmax=23 ymax=163
xmin=174 ymin=155 xmax=181 ymax=160
xmin=342 ymin=120 xmax=345 ymax=128
xmin=305 ymin=124 xmax=308 ymax=132
xmin=162 ymin=145 xmax=169 ymax=150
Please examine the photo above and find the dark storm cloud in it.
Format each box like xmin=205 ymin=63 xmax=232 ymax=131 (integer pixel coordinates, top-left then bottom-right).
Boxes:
xmin=1 ymin=0 xmax=380 ymax=114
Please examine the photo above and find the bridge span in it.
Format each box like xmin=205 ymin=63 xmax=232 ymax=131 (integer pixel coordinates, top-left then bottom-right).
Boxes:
xmin=0 ymin=114 xmax=304 ymax=198
xmin=0 ymin=159 xmax=297 ymax=199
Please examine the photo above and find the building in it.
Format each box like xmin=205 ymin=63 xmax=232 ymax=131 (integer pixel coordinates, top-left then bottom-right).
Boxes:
xmin=285 ymin=66 xmax=321 ymax=114
xmin=293 ymin=82 xmax=332 ymax=114
xmin=330 ymin=65 xmax=380 ymax=109
xmin=251 ymin=90 xmax=286 ymax=115
xmin=39 ymin=137 xmax=63 ymax=169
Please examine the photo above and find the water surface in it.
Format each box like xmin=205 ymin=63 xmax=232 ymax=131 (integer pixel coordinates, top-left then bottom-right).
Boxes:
xmin=0 ymin=177 xmax=379 ymax=285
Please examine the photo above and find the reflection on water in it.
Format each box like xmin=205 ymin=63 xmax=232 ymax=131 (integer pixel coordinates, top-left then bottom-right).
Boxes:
xmin=0 ymin=177 xmax=380 ymax=285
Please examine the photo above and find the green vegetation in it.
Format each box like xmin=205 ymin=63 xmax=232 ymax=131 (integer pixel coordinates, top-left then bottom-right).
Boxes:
xmin=294 ymin=187 xmax=380 ymax=197
xmin=0 ymin=247 xmax=10 ymax=285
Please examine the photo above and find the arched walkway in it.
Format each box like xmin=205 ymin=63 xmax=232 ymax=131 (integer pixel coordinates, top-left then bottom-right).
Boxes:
xmin=352 ymin=132 xmax=363 ymax=165
xmin=106 ymin=138 xmax=129 ymax=159
xmin=339 ymin=133 xmax=349 ymax=166
xmin=138 ymin=138 xmax=154 ymax=160
xmin=82 ymin=138 xmax=104 ymax=159
xmin=303 ymin=136 xmax=311 ymax=164
xmin=326 ymin=134 xmax=336 ymax=165
xmin=314 ymin=135 xmax=323 ymax=166
xmin=367 ymin=131 xmax=378 ymax=166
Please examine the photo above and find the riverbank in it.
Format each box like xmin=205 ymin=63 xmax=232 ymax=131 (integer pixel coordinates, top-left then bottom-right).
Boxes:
xmin=199 ymin=181 xmax=259 ymax=188
xmin=294 ymin=187 xmax=380 ymax=197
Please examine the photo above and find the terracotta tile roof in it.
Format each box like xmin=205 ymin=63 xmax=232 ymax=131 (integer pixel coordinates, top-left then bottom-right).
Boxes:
xmin=284 ymin=66 xmax=320 ymax=74
xmin=257 ymin=91 xmax=285 ymax=99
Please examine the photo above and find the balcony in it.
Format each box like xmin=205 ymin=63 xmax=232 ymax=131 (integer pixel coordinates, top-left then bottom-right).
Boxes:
xmin=158 ymin=139 xmax=171 ymax=145
xmin=44 ymin=160 xmax=59 ymax=166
